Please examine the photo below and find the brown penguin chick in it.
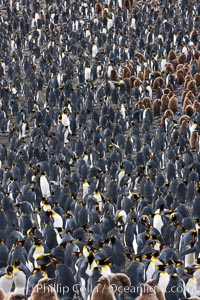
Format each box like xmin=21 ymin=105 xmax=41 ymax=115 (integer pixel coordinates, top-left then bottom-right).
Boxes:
xmin=29 ymin=278 xmax=58 ymax=300
xmin=175 ymin=69 xmax=185 ymax=85
xmin=138 ymin=71 xmax=144 ymax=81
xmin=168 ymin=96 xmax=178 ymax=113
xmin=110 ymin=68 xmax=118 ymax=81
xmin=185 ymin=104 xmax=194 ymax=117
xmin=168 ymin=50 xmax=177 ymax=61
xmin=126 ymin=60 xmax=133 ymax=74
xmin=176 ymin=64 xmax=185 ymax=72
xmin=160 ymin=115 xmax=167 ymax=129
xmin=182 ymin=89 xmax=189 ymax=104
xmin=153 ymin=77 xmax=164 ymax=89
xmin=178 ymin=53 xmax=187 ymax=64
xmin=163 ymin=88 xmax=171 ymax=95
xmin=123 ymin=66 xmax=131 ymax=79
xmin=179 ymin=114 xmax=190 ymax=125
xmin=134 ymin=78 xmax=142 ymax=87
xmin=153 ymin=99 xmax=162 ymax=116
xmin=188 ymin=297 xmax=200 ymax=300
xmin=103 ymin=72 xmax=108 ymax=81
xmin=153 ymin=71 xmax=161 ymax=79
xmin=6 ymin=293 xmax=26 ymax=300
xmin=168 ymin=91 xmax=174 ymax=98
xmin=0 ymin=288 xmax=5 ymax=300
xmin=180 ymin=119 xmax=190 ymax=135
xmin=185 ymin=73 xmax=192 ymax=81
xmin=165 ymin=63 xmax=174 ymax=74
xmin=190 ymin=130 xmax=199 ymax=151
xmin=107 ymin=273 xmax=131 ymax=293
xmin=116 ymin=4 xmax=123 ymax=15
xmin=190 ymin=28 xmax=198 ymax=41
xmin=54 ymin=25 xmax=60 ymax=36
xmin=144 ymin=67 xmax=152 ymax=80
xmin=142 ymin=97 xmax=152 ymax=109
xmin=194 ymin=100 xmax=200 ymax=113
xmin=95 ymin=0 xmax=102 ymax=14
xmin=185 ymin=91 xmax=195 ymax=103
xmin=134 ymin=5 xmax=140 ymax=11
xmin=129 ymin=75 xmax=136 ymax=88
xmin=184 ymin=75 xmax=193 ymax=89
xmin=136 ymin=283 xmax=157 ymax=300
xmin=91 ymin=276 xmax=116 ymax=300
xmin=135 ymin=52 xmax=145 ymax=63
xmin=151 ymin=0 xmax=158 ymax=6
xmin=171 ymin=58 xmax=178 ymax=69
xmin=102 ymin=7 xmax=110 ymax=18
xmin=194 ymin=73 xmax=200 ymax=86
xmin=103 ymin=3 xmax=109 ymax=8
xmin=166 ymin=83 xmax=174 ymax=93
xmin=161 ymin=94 xmax=169 ymax=111
xmin=164 ymin=109 xmax=174 ymax=119
xmin=40 ymin=10 xmax=46 ymax=24
xmin=186 ymin=80 xmax=197 ymax=93
xmin=183 ymin=98 xmax=192 ymax=113
xmin=194 ymin=49 xmax=200 ymax=60
xmin=184 ymin=63 xmax=191 ymax=74
xmin=145 ymin=279 xmax=165 ymax=300
xmin=124 ymin=0 xmax=131 ymax=9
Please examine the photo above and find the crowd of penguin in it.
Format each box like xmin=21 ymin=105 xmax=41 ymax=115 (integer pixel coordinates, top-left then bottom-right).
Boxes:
xmin=0 ymin=0 xmax=200 ymax=299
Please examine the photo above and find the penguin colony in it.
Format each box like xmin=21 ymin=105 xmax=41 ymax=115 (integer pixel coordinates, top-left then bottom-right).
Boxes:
xmin=0 ymin=0 xmax=200 ymax=299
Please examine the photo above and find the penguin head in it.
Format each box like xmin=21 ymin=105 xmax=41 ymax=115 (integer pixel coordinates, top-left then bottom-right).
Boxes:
xmin=175 ymin=261 xmax=183 ymax=268
xmin=110 ymin=234 xmax=117 ymax=244
xmin=134 ymin=254 xmax=142 ymax=262
xmin=140 ymin=215 xmax=150 ymax=226
xmin=183 ymin=267 xmax=196 ymax=275
xmin=97 ymin=275 xmax=110 ymax=286
xmin=17 ymin=239 xmax=25 ymax=247
xmin=171 ymin=272 xmax=179 ymax=278
xmin=142 ymin=253 xmax=152 ymax=260
xmin=124 ymin=251 xmax=134 ymax=260
xmin=6 ymin=265 xmax=13 ymax=276
xmin=156 ymin=264 xmax=168 ymax=272
xmin=34 ymin=238 xmax=43 ymax=246
xmin=46 ymin=210 xmax=53 ymax=217
xmin=116 ymin=210 xmax=127 ymax=224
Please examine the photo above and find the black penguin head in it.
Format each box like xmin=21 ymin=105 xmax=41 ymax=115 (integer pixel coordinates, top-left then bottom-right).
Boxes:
xmin=17 ymin=239 xmax=25 ymax=247
xmin=140 ymin=215 xmax=150 ymax=226
xmin=6 ymin=265 xmax=13 ymax=275
xmin=183 ymin=267 xmax=196 ymax=275
xmin=34 ymin=238 xmax=42 ymax=245
xmin=110 ymin=234 xmax=117 ymax=244
xmin=171 ymin=272 xmax=179 ymax=278
xmin=175 ymin=261 xmax=183 ymax=268
xmin=46 ymin=210 xmax=53 ymax=217
xmin=14 ymin=259 xmax=21 ymax=267
xmin=156 ymin=264 xmax=168 ymax=272
xmin=134 ymin=254 xmax=142 ymax=262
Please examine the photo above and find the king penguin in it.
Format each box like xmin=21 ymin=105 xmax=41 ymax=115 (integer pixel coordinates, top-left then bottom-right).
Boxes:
xmin=40 ymin=171 xmax=51 ymax=198
xmin=0 ymin=265 xmax=14 ymax=295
